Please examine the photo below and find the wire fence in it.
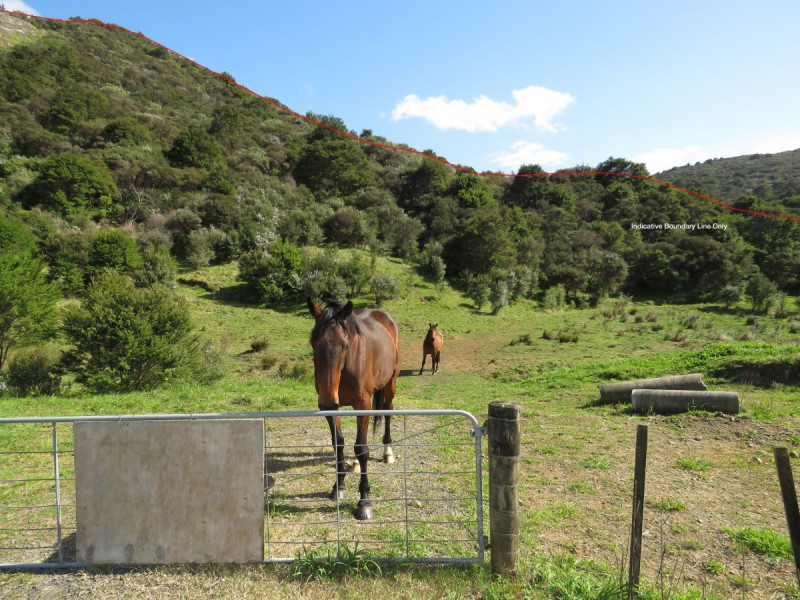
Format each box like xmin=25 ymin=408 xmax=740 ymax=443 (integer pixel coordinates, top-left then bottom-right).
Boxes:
xmin=0 ymin=409 xmax=485 ymax=568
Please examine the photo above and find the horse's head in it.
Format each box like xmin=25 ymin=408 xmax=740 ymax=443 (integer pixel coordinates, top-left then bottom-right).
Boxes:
xmin=426 ymin=323 xmax=438 ymax=338
xmin=308 ymin=298 xmax=359 ymax=410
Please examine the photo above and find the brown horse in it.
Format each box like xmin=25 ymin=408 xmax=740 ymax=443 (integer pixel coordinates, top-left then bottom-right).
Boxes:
xmin=419 ymin=323 xmax=443 ymax=375
xmin=307 ymin=298 xmax=400 ymax=520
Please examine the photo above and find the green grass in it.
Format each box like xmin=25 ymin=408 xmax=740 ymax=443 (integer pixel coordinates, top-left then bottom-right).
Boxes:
xmin=581 ymin=456 xmax=614 ymax=470
xmin=650 ymin=498 xmax=687 ymax=512
xmin=2 ymin=256 xmax=800 ymax=597
xmin=702 ymin=560 xmax=725 ymax=574
xmin=676 ymin=457 xmax=712 ymax=472
xmin=292 ymin=543 xmax=382 ymax=581
xmin=723 ymin=526 xmax=793 ymax=560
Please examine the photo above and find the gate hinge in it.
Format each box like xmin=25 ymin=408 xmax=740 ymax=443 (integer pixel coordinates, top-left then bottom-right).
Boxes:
xmin=471 ymin=426 xmax=488 ymax=437
xmin=477 ymin=535 xmax=490 ymax=551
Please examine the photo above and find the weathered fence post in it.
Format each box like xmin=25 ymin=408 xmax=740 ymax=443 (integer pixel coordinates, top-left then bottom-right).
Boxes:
xmin=628 ymin=423 xmax=648 ymax=599
xmin=774 ymin=447 xmax=800 ymax=585
xmin=488 ymin=400 xmax=521 ymax=575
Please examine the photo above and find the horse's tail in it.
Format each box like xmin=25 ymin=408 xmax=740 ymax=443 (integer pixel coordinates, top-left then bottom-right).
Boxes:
xmin=372 ymin=389 xmax=385 ymax=436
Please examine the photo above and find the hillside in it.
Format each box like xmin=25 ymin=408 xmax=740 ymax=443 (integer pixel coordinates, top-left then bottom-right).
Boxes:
xmin=657 ymin=148 xmax=800 ymax=206
xmin=1 ymin=10 xmax=800 ymax=312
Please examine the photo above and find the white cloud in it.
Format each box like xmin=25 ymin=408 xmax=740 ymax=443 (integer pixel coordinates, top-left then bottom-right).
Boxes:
xmin=489 ymin=141 xmax=568 ymax=172
xmin=3 ymin=1 xmax=39 ymax=15
xmin=633 ymin=146 xmax=707 ymax=174
xmin=750 ymin=132 xmax=800 ymax=155
xmin=391 ymin=85 xmax=574 ymax=133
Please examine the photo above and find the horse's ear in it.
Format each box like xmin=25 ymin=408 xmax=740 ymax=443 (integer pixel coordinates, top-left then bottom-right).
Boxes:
xmin=307 ymin=297 xmax=321 ymax=318
xmin=429 ymin=323 xmax=433 ymax=328
xmin=341 ymin=301 xmax=353 ymax=320
xmin=434 ymin=323 xmax=438 ymax=328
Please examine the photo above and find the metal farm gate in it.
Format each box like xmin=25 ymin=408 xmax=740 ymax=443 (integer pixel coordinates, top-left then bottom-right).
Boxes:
xmin=0 ymin=409 xmax=486 ymax=568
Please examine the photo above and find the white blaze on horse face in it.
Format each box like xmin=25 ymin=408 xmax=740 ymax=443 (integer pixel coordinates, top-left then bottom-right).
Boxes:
xmin=313 ymin=325 xmax=350 ymax=408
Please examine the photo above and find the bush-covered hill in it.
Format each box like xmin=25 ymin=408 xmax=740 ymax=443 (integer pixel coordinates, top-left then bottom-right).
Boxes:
xmin=657 ymin=148 xmax=800 ymax=206
xmin=1 ymin=10 xmax=799 ymax=320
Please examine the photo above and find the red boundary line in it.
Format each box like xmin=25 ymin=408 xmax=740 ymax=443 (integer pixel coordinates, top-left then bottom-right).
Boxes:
xmin=3 ymin=10 xmax=799 ymax=224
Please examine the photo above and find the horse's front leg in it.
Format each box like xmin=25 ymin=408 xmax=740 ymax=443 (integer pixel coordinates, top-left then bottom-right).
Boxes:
xmin=383 ymin=413 xmax=394 ymax=464
xmin=325 ymin=415 xmax=346 ymax=500
xmin=418 ymin=353 xmax=427 ymax=376
xmin=353 ymin=414 xmax=373 ymax=520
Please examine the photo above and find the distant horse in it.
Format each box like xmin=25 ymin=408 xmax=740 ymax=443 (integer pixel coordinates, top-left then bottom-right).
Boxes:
xmin=419 ymin=323 xmax=443 ymax=375
xmin=307 ymin=298 xmax=401 ymax=520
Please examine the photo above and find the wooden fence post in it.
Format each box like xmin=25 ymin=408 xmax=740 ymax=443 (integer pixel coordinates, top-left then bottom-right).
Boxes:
xmin=774 ymin=447 xmax=800 ymax=586
xmin=628 ymin=423 xmax=648 ymax=599
xmin=488 ymin=400 xmax=521 ymax=575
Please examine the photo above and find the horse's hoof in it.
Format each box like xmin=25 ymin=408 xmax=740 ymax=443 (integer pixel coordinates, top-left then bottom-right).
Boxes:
xmin=384 ymin=448 xmax=395 ymax=464
xmin=350 ymin=460 xmax=361 ymax=474
xmin=354 ymin=502 xmax=373 ymax=520
xmin=328 ymin=485 xmax=345 ymax=500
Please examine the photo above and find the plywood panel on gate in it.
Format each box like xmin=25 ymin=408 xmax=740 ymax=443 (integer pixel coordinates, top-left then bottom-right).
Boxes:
xmin=74 ymin=420 xmax=264 ymax=564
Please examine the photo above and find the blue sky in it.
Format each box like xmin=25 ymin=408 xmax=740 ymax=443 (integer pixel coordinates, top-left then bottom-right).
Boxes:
xmin=5 ymin=0 xmax=800 ymax=175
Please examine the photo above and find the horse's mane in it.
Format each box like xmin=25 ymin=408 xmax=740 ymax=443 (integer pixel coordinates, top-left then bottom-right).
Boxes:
xmin=310 ymin=300 xmax=362 ymax=344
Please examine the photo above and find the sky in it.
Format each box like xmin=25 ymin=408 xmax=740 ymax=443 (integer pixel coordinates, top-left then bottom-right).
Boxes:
xmin=4 ymin=0 xmax=800 ymax=175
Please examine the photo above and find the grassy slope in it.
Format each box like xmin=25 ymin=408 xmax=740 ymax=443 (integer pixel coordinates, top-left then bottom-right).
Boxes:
xmin=1 ymin=254 xmax=800 ymax=599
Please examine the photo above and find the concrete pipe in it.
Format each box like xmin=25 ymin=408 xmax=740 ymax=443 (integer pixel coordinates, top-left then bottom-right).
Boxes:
xmin=631 ymin=389 xmax=739 ymax=415
xmin=598 ymin=373 xmax=707 ymax=403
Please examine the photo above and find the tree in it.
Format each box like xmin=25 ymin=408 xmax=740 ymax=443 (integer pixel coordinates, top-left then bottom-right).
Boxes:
xmin=595 ymin=157 xmax=649 ymax=187
xmin=584 ymin=249 xmax=628 ymax=303
xmin=442 ymin=207 xmax=516 ymax=275
xmin=0 ymin=252 xmax=60 ymax=370
xmin=293 ymin=124 xmax=373 ymax=199
xmin=60 ymin=273 xmax=199 ymax=392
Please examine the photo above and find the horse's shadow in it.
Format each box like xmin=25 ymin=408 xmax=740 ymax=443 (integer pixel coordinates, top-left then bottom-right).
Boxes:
xmin=45 ymin=532 xmax=77 ymax=563
xmin=265 ymin=451 xmax=330 ymax=474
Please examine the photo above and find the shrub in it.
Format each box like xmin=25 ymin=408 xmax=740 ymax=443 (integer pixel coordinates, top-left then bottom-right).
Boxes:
xmin=132 ymin=245 xmax=177 ymax=288
xmin=184 ymin=227 xmax=221 ymax=269
xmin=60 ymin=273 xmax=203 ymax=392
xmin=5 ymin=348 xmax=61 ymax=396
xmin=463 ymin=272 xmax=491 ymax=311
xmin=24 ymin=153 xmax=118 ymax=217
xmin=746 ymin=273 xmax=777 ymax=314
xmin=371 ymin=274 xmax=399 ymax=307
xmin=0 ymin=252 xmax=60 ymax=370
xmin=543 ymin=284 xmax=567 ymax=311
xmin=237 ymin=239 xmax=305 ymax=304
xmin=86 ymin=229 xmax=142 ymax=279
xmin=339 ymin=252 xmax=375 ymax=297
xmin=250 ymin=339 xmax=270 ymax=353
xmin=718 ymin=283 xmax=743 ymax=309
xmin=489 ymin=278 xmax=509 ymax=315
xmin=102 ymin=118 xmax=152 ymax=146
xmin=166 ymin=125 xmax=225 ymax=170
